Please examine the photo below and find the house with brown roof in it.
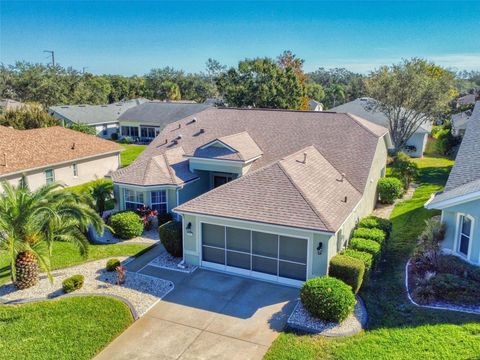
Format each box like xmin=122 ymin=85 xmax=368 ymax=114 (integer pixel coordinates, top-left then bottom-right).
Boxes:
xmin=111 ymin=107 xmax=389 ymax=286
xmin=0 ymin=126 xmax=122 ymax=190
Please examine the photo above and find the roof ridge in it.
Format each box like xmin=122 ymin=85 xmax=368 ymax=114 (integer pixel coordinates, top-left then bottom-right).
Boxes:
xmin=344 ymin=112 xmax=388 ymax=138
xmin=276 ymin=160 xmax=333 ymax=231
xmin=163 ymin=148 xmax=180 ymax=184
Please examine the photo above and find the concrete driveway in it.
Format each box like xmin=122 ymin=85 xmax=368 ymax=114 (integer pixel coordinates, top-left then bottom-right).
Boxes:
xmin=95 ymin=266 xmax=298 ymax=360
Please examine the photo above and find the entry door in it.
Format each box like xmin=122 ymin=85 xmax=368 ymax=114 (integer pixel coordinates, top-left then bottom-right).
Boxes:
xmin=201 ymin=223 xmax=308 ymax=285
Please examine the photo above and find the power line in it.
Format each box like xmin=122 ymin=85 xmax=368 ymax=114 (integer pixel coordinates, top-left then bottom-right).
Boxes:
xmin=43 ymin=50 xmax=55 ymax=66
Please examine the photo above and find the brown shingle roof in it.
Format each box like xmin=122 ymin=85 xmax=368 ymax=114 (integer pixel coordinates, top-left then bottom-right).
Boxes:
xmin=112 ymin=107 xmax=388 ymax=191
xmin=0 ymin=126 xmax=122 ymax=176
xmin=175 ymin=146 xmax=363 ymax=232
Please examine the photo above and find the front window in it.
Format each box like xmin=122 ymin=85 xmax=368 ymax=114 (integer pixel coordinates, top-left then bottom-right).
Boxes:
xmin=458 ymin=215 xmax=472 ymax=256
xmin=124 ymin=189 xmax=144 ymax=211
xmin=45 ymin=169 xmax=54 ymax=184
xmin=102 ymin=125 xmax=108 ymax=136
xmin=121 ymin=126 xmax=139 ymax=138
xmin=140 ymin=127 xmax=159 ymax=139
xmin=72 ymin=163 xmax=78 ymax=177
xmin=151 ymin=190 xmax=167 ymax=213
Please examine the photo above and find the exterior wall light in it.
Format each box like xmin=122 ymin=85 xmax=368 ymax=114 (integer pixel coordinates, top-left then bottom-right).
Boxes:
xmin=316 ymin=241 xmax=323 ymax=255
xmin=186 ymin=222 xmax=193 ymax=235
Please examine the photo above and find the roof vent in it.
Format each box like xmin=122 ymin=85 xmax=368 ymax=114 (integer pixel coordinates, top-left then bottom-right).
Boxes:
xmin=192 ymin=117 xmax=197 ymax=123
xmin=177 ymin=123 xmax=182 ymax=129
xmin=71 ymin=142 xmax=76 ymax=150
xmin=2 ymin=153 xmax=7 ymax=167
xmin=303 ymin=152 xmax=307 ymax=164
xmin=176 ymin=135 xmax=183 ymax=140
xmin=343 ymin=196 xmax=348 ymax=203
xmin=199 ymin=128 xmax=205 ymax=134
xmin=337 ymin=173 xmax=346 ymax=182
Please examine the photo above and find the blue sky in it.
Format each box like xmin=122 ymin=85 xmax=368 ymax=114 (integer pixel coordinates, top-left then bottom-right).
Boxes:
xmin=1 ymin=1 xmax=479 ymax=75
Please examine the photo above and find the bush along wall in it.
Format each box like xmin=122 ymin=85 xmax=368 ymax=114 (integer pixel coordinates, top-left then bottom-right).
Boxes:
xmin=377 ymin=177 xmax=403 ymax=204
xmin=358 ymin=216 xmax=393 ymax=239
xmin=159 ymin=221 xmax=183 ymax=257
xmin=353 ymin=227 xmax=386 ymax=245
xmin=329 ymin=255 xmax=365 ymax=294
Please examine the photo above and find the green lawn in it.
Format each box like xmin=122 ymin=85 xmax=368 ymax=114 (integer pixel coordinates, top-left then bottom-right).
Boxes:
xmin=265 ymin=156 xmax=480 ymax=360
xmin=120 ymin=144 xmax=147 ymax=167
xmin=0 ymin=296 xmax=134 ymax=360
xmin=0 ymin=241 xmax=150 ymax=285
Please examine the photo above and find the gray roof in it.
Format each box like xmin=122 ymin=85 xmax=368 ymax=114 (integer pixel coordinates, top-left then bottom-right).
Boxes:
xmin=451 ymin=110 xmax=472 ymax=131
xmin=330 ymin=98 xmax=432 ymax=134
xmin=118 ymin=101 xmax=212 ymax=126
xmin=49 ymin=98 xmax=147 ymax=125
xmin=429 ymin=101 xmax=480 ymax=205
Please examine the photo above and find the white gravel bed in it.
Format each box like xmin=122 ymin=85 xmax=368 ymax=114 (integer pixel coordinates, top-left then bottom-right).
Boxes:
xmin=287 ymin=296 xmax=367 ymax=336
xmin=0 ymin=258 xmax=174 ymax=317
xmin=148 ymin=252 xmax=198 ymax=273
xmin=91 ymin=227 xmax=159 ymax=245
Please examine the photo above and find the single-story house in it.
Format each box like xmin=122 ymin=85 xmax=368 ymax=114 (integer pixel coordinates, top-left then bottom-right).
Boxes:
xmin=425 ymin=101 xmax=480 ymax=266
xmin=117 ymin=101 xmax=213 ymax=143
xmin=0 ymin=98 xmax=26 ymax=112
xmin=49 ymin=98 xmax=148 ymax=139
xmin=111 ymin=107 xmax=389 ymax=286
xmin=456 ymin=93 xmax=477 ymax=107
xmin=451 ymin=101 xmax=479 ymax=137
xmin=308 ymin=100 xmax=323 ymax=111
xmin=0 ymin=125 xmax=122 ymax=191
xmin=330 ymin=97 xmax=431 ymax=157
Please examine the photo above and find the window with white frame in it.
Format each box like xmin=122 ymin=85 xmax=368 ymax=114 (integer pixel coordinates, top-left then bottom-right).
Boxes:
xmin=458 ymin=215 xmax=472 ymax=256
xmin=124 ymin=189 xmax=144 ymax=211
xmin=72 ymin=163 xmax=78 ymax=177
xmin=45 ymin=169 xmax=55 ymax=184
xmin=151 ymin=190 xmax=167 ymax=213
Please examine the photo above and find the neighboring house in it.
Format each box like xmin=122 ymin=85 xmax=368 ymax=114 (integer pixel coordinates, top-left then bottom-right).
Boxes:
xmin=456 ymin=93 xmax=477 ymax=107
xmin=330 ymin=97 xmax=431 ymax=157
xmin=111 ymin=107 xmax=389 ymax=286
xmin=308 ymin=100 xmax=323 ymax=111
xmin=0 ymin=99 xmax=25 ymax=112
xmin=451 ymin=101 xmax=480 ymax=137
xmin=0 ymin=125 xmax=122 ymax=191
xmin=425 ymin=101 xmax=480 ymax=266
xmin=117 ymin=101 xmax=212 ymax=143
xmin=49 ymin=98 xmax=147 ymax=138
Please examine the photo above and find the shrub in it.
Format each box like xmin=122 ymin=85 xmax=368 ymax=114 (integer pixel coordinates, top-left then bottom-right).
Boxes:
xmin=390 ymin=152 xmax=418 ymax=189
xmin=353 ymin=227 xmax=386 ymax=244
xmin=157 ymin=212 xmax=173 ymax=226
xmin=110 ymin=132 xmax=119 ymax=141
xmin=430 ymin=273 xmax=480 ymax=305
xmin=377 ymin=177 xmax=403 ymax=204
xmin=300 ymin=276 xmax=356 ymax=323
xmin=435 ymin=128 xmax=460 ymax=155
xmin=358 ymin=216 xmax=393 ymax=238
xmin=106 ymin=258 xmax=121 ymax=272
xmin=329 ymin=255 xmax=365 ymax=293
xmin=350 ymin=238 xmax=381 ymax=258
xmin=135 ymin=205 xmax=158 ymax=230
xmin=62 ymin=275 xmax=85 ymax=293
xmin=437 ymin=255 xmax=480 ymax=283
xmin=343 ymin=249 xmax=374 ymax=272
xmin=108 ymin=211 xmax=144 ymax=239
xmin=159 ymin=221 xmax=182 ymax=257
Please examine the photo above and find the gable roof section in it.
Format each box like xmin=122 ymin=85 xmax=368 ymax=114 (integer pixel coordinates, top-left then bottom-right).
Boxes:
xmin=112 ymin=107 xmax=388 ymax=191
xmin=427 ymin=101 xmax=480 ymax=208
xmin=0 ymin=126 xmax=122 ymax=177
xmin=330 ymin=98 xmax=432 ymax=134
xmin=49 ymin=98 xmax=147 ymax=125
xmin=175 ymin=146 xmax=362 ymax=232
xmin=118 ymin=101 xmax=212 ymax=126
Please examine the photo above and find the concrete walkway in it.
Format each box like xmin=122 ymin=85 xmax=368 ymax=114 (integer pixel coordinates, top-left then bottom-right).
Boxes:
xmin=96 ymin=262 xmax=298 ymax=360
xmin=373 ymin=183 xmax=417 ymax=219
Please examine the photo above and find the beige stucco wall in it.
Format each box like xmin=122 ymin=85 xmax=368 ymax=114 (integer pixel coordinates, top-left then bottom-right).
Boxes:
xmin=1 ymin=153 xmax=120 ymax=191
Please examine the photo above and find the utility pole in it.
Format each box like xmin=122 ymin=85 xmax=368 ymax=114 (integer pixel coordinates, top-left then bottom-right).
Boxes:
xmin=43 ymin=50 xmax=55 ymax=66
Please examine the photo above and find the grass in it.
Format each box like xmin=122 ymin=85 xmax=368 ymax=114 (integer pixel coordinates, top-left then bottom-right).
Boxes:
xmin=66 ymin=178 xmax=115 ymax=210
xmin=120 ymin=144 xmax=147 ymax=167
xmin=0 ymin=241 xmax=150 ymax=285
xmin=0 ymin=296 xmax=134 ymax=360
xmin=265 ymin=156 xmax=480 ymax=360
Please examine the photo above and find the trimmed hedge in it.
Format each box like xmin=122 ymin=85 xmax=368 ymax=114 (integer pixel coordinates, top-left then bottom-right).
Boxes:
xmin=300 ymin=276 xmax=356 ymax=323
xmin=343 ymin=249 xmax=374 ymax=272
xmin=109 ymin=211 xmax=144 ymax=240
xmin=157 ymin=212 xmax=173 ymax=226
xmin=358 ymin=216 xmax=393 ymax=238
xmin=350 ymin=238 xmax=381 ymax=258
xmin=106 ymin=258 xmax=121 ymax=272
xmin=159 ymin=221 xmax=183 ymax=257
xmin=353 ymin=227 xmax=386 ymax=244
xmin=62 ymin=275 xmax=84 ymax=293
xmin=377 ymin=177 xmax=403 ymax=204
xmin=329 ymin=255 xmax=365 ymax=293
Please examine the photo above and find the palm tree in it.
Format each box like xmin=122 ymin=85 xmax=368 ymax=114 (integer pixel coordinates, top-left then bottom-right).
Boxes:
xmin=326 ymin=84 xmax=346 ymax=107
xmin=0 ymin=181 xmax=104 ymax=289
xmin=90 ymin=180 xmax=114 ymax=216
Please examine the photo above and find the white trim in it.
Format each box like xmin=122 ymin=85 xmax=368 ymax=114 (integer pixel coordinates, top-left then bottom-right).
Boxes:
xmin=426 ymin=190 xmax=480 ymax=210
xmin=174 ymin=211 xmax=334 ymax=236
xmin=187 ymin=156 xmax=246 ymax=166
xmin=200 ymin=139 xmax=236 ymax=152
xmin=454 ymin=213 xmax=475 ymax=261
xmin=113 ymin=177 xmax=199 ymax=189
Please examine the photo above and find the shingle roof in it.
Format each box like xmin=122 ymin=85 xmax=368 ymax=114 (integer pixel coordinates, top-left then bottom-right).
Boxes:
xmin=118 ymin=101 xmax=212 ymax=126
xmin=330 ymin=98 xmax=432 ymax=134
xmin=0 ymin=126 xmax=122 ymax=176
xmin=0 ymin=99 xmax=25 ymax=111
xmin=112 ymin=107 xmax=388 ymax=193
xmin=187 ymin=131 xmax=263 ymax=162
xmin=452 ymin=109 xmax=473 ymax=131
xmin=49 ymin=98 xmax=147 ymax=125
xmin=429 ymin=101 xmax=480 ymax=205
xmin=175 ymin=146 xmax=362 ymax=232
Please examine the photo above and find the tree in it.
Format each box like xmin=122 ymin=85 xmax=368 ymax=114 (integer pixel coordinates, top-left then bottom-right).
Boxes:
xmin=305 ymin=82 xmax=325 ymax=101
xmin=365 ymin=58 xmax=458 ymax=152
xmin=0 ymin=104 xmax=58 ymax=129
xmin=68 ymin=122 xmax=96 ymax=135
xmin=217 ymin=57 xmax=304 ymax=109
xmin=277 ymin=51 xmax=309 ymax=110
xmin=157 ymin=81 xmax=181 ymax=100
xmin=325 ymin=84 xmax=345 ymax=107
xmin=90 ymin=180 xmax=114 ymax=216
xmin=0 ymin=181 xmax=104 ymax=289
